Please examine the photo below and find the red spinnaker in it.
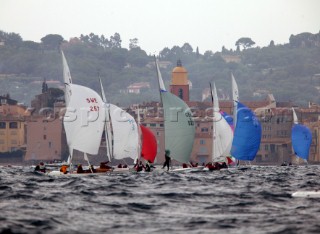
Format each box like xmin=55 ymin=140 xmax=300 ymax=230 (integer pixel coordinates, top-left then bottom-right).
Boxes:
xmin=140 ymin=125 xmax=157 ymax=163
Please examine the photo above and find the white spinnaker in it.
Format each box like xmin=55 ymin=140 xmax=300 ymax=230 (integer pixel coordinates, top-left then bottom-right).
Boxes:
xmin=109 ymin=104 xmax=139 ymax=160
xmin=63 ymin=84 xmax=105 ymax=155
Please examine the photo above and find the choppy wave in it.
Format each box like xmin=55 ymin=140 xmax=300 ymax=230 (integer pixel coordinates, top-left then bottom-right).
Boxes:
xmin=1 ymin=165 xmax=320 ymax=233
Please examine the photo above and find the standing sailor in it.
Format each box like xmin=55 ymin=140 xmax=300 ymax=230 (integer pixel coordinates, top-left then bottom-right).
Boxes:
xmin=162 ymin=149 xmax=171 ymax=171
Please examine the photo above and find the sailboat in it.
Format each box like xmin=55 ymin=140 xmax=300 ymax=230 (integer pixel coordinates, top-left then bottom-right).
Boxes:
xmin=209 ymin=82 xmax=233 ymax=168
xmin=291 ymin=108 xmax=312 ymax=163
xmin=230 ymin=101 xmax=262 ymax=161
xmin=48 ymin=51 xmax=106 ymax=176
xmin=99 ymin=78 xmax=139 ymax=170
xmin=291 ymin=110 xmax=315 ymax=197
xmin=155 ymin=58 xmax=195 ymax=171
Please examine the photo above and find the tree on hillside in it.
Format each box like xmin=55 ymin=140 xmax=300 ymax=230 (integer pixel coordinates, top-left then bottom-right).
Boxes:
xmin=100 ymin=34 xmax=109 ymax=49
xmin=203 ymin=50 xmax=214 ymax=59
xmin=88 ymin=32 xmax=100 ymax=47
xmin=127 ymin=47 xmax=148 ymax=67
xmin=235 ymin=37 xmax=255 ymax=49
xmin=181 ymin=43 xmax=193 ymax=54
xmin=129 ymin=38 xmax=139 ymax=49
xmin=289 ymin=32 xmax=319 ymax=48
xmin=269 ymin=40 xmax=275 ymax=47
xmin=0 ymin=31 xmax=23 ymax=47
xmin=80 ymin=34 xmax=90 ymax=43
xmin=159 ymin=47 xmax=171 ymax=58
xmin=23 ymin=41 xmax=40 ymax=50
xmin=109 ymin=33 xmax=122 ymax=48
xmin=222 ymin=46 xmax=227 ymax=53
xmin=41 ymin=34 xmax=64 ymax=50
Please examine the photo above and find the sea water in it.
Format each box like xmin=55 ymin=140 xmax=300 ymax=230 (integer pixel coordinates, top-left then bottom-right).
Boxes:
xmin=0 ymin=165 xmax=320 ymax=234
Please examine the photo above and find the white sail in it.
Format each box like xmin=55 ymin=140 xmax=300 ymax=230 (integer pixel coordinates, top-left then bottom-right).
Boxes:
xmin=292 ymin=108 xmax=298 ymax=124
xmin=211 ymin=83 xmax=233 ymax=162
xmin=137 ymin=107 xmax=142 ymax=161
xmin=231 ymin=73 xmax=239 ymax=127
xmin=61 ymin=50 xmax=73 ymax=106
xmin=109 ymin=104 xmax=139 ymax=160
xmin=63 ymin=84 xmax=106 ymax=155
xmin=99 ymin=79 xmax=113 ymax=162
xmin=155 ymin=58 xmax=166 ymax=91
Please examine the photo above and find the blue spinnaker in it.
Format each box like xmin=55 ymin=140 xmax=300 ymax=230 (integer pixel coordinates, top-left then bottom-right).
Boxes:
xmin=231 ymin=102 xmax=262 ymax=161
xmin=291 ymin=124 xmax=312 ymax=160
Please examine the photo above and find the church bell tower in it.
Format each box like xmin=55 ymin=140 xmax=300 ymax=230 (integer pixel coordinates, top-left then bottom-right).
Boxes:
xmin=170 ymin=59 xmax=189 ymax=102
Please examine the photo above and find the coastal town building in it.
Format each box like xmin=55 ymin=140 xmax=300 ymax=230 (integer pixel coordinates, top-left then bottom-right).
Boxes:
xmin=0 ymin=95 xmax=30 ymax=163
xmin=24 ymin=80 xmax=67 ymax=164
xmin=170 ymin=59 xmax=190 ymax=102
xmin=123 ymin=82 xmax=150 ymax=94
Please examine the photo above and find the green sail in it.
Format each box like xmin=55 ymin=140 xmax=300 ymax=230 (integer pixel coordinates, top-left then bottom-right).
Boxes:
xmin=161 ymin=91 xmax=195 ymax=163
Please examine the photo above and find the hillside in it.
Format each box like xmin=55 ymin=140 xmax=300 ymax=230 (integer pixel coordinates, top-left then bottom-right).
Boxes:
xmin=0 ymin=30 xmax=319 ymax=107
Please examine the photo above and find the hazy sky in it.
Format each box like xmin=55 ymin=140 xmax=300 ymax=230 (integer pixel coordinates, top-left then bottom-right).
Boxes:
xmin=1 ymin=0 xmax=319 ymax=54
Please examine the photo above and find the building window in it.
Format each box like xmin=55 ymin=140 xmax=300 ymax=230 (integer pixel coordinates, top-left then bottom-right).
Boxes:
xmin=178 ymin=88 xmax=183 ymax=100
xmin=150 ymin=123 xmax=156 ymax=127
xmin=199 ymin=146 xmax=207 ymax=154
xmin=200 ymin=139 xmax=206 ymax=145
xmin=0 ymin=122 xmax=6 ymax=129
xmin=270 ymin=144 xmax=275 ymax=153
xmin=9 ymin=122 xmax=18 ymax=129
xmin=265 ymin=145 xmax=269 ymax=150
xmin=201 ymin=128 xmax=208 ymax=132
xmin=156 ymin=132 xmax=160 ymax=136
xmin=43 ymin=135 xmax=46 ymax=140
xmin=160 ymin=124 xmax=164 ymax=127
xmin=49 ymin=142 xmax=52 ymax=148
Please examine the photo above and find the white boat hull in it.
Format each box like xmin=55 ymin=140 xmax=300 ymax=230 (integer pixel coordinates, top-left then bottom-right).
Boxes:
xmin=292 ymin=191 xmax=320 ymax=198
